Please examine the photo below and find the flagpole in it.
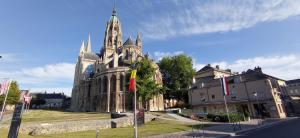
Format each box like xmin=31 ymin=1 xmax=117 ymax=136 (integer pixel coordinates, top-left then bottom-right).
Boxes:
xmin=133 ymin=80 xmax=138 ymax=138
xmin=223 ymin=95 xmax=231 ymax=123
xmin=0 ymin=81 xmax=11 ymax=122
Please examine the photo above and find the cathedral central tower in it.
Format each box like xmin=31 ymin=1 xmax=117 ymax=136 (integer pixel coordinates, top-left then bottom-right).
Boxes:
xmin=103 ymin=7 xmax=123 ymax=58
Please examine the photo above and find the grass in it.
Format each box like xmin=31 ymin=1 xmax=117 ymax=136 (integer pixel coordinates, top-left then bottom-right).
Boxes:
xmin=2 ymin=109 xmax=110 ymax=124
xmin=0 ymin=119 xmax=209 ymax=138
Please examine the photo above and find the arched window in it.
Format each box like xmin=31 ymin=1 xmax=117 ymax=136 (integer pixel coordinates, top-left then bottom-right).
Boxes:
xmin=125 ymin=50 xmax=129 ymax=60
xmin=103 ymin=76 xmax=108 ymax=93
xmin=99 ymin=78 xmax=102 ymax=94
xmin=110 ymin=75 xmax=117 ymax=93
xmin=110 ymin=75 xmax=117 ymax=111
xmin=126 ymin=73 xmax=130 ymax=92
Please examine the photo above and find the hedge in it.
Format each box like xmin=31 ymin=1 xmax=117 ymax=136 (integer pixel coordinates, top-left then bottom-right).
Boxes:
xmin=207 ymin=113 xmax=244 ymax=122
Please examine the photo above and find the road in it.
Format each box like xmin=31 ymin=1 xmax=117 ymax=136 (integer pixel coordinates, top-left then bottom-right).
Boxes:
xmin=233 ymin=118 xmax=300 ymax=138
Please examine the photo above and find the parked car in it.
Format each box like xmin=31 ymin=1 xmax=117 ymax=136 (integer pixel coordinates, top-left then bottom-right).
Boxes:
xmin=191 ymin=112 xmax=208 ymax=120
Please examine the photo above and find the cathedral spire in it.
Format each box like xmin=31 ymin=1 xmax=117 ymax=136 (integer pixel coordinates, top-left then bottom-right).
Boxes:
xmin=86 ymin=33 xmax=92 ymax=53
xmin=136 ymin=32 xmax=142 ymax=47
xmin=79 ymin=40 xmax=85 ymax=55
xmin=112 ymin=0 xmax=117 ymax=16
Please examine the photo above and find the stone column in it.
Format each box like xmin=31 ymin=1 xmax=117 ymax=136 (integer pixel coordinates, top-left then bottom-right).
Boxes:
xmin=107 ymin=75 xmax=111 ymax=112
xmin=122 ymin=73 xmax=126 ymax=112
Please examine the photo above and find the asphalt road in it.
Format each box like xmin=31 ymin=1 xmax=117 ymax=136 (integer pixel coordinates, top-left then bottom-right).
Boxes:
xmin=233 ymin=118 xmax=300 ymax=138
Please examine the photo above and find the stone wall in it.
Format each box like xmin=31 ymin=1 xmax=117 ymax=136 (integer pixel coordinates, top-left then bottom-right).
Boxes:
xmin=18 ymin=113 xmax=155 ymax=136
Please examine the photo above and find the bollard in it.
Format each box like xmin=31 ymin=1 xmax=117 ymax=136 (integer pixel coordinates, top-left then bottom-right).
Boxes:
xmin=96 ymin=129 xmax=99 ymax=138
xmin=192 ymin=125 xmax=195 ymax=138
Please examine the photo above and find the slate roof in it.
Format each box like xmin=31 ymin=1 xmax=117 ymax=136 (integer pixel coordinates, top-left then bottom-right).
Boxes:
xmin=123 ymin=37 xmax=135 ymax=46
xmin=83 ymin=52 xmax=100 ymax=60
xmin=197 ymin=64 xmax=230 ymax=74
xmin=286 ymin=79 xmax=300 ymax=85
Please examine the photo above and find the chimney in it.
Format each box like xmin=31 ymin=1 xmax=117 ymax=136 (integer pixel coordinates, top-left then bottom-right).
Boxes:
xmin=226 ymin=69 xmax=232 ymax=73
xmin=254 ymin=66 xmax=262 ymax=73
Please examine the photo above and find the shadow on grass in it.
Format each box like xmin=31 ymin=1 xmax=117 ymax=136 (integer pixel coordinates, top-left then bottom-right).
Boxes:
xmin=28 ymin=109 xmax=110 ymax=114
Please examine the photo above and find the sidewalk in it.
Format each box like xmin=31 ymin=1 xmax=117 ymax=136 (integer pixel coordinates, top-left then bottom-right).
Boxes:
xmin=147 ymin=117 xmax=298 ymax=138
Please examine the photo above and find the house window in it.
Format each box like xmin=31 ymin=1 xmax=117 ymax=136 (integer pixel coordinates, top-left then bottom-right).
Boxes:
xmin=203 ymin=107 xmax=207 ymax=113
xmin=290 ymin=90 xmax=294 ymax=94
xmin=211 ymin=95 xmax=215 ymax=99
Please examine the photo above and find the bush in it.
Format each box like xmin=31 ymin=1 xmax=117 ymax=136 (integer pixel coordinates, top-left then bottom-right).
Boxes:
xmin=206 ymin=113 xmax=244 ymax=122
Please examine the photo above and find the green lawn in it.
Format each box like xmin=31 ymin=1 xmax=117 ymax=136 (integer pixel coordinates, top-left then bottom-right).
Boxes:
xmin=2 ymin=110 xmax=110 ymax=124
xmin=0 ymin=119 xmax=208 ymax=138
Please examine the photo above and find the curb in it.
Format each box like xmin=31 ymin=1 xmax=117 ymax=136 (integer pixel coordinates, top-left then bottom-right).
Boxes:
xmin=219 ymin=117 xmax=299 ymax=138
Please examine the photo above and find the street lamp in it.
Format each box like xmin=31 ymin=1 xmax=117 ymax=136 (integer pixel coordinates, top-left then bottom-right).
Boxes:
xmin=253 ymin=92 xmax=261 ymax=125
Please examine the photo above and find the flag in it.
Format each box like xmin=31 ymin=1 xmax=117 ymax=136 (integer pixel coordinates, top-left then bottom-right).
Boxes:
xmin=129 ymin=69 xmax=137 ymax=92
xmin=220 ymin=77 xmax=229 ymax=96
xmin=0 ymin=80 xmax=10 ymax=95
xmin=24 ymin=96 xmax=32 ymax=104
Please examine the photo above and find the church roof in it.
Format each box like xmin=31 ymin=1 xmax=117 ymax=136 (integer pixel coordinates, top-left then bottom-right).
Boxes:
xmin=83 ymin=52 xmax=99 ymax=60
xmin=123 ymin=36 xmax=135 ymax=46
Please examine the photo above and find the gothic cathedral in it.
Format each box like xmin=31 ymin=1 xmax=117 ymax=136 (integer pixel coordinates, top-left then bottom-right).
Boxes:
xmin=71 ymin=7 xmax=164 ymax=112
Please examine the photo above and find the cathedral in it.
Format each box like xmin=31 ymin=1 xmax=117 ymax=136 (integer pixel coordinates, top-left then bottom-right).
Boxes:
xmin=71 ymin=7 xmax=164 ymax=112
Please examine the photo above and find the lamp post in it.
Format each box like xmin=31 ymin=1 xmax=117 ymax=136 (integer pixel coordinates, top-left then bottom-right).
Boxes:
xmin=253 ymin=92 xmax=261 ymax=125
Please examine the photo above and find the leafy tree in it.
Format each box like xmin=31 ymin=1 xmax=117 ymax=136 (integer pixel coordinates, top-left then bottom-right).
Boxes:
xmin=0 ymin=81 xmax=21 ymax=106
xmin=132 ymin=57 xmax=163 ymax=109
xmin=158 ymin=54 xmax=195 ymax=103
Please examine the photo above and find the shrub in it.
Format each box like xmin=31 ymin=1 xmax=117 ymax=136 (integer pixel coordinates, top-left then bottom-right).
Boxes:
xmin=206 ymin=113 xmax=244 ymax=122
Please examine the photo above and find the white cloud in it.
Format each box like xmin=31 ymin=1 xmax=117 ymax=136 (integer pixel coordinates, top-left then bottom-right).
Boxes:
xmin=194 ymin=54 xmax=300 ymax=80
xmin=139 ymin=0 xmax=300 ymax=40
xmin=0 ymin=63 xmax=75 ymax=92
xmin=153 ymin=51 xmax=184 ymax=61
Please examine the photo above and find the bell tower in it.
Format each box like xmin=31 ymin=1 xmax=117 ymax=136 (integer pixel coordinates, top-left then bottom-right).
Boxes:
xmin=103 ymin=4 xmax=123 ymax=59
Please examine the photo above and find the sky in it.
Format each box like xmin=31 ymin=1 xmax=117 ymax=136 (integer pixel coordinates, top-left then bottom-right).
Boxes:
xmin=1 ymin=0 xmax=300 ymax=96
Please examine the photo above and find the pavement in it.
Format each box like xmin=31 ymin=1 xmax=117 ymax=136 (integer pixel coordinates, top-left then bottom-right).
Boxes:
xmin=232 ymin=117 xmax=300 ymax=138
xmin=166 ymin=113 xmax=206 ymax=124
xmin=147 ymin=114 xmax=299 ymax=138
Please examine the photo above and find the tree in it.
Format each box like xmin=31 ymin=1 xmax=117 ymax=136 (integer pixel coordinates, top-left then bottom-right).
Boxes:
xmin=132 ymin=57 xmax=163 ymax=109
xmin=0 ymin=81 xmax=21 ymax=106
xmin=158 ymin=54 xmax=195 ymax=103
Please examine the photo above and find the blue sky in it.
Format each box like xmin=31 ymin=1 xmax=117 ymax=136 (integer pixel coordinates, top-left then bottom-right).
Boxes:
xmin=1 ymin=0 xmax=300 ymax=96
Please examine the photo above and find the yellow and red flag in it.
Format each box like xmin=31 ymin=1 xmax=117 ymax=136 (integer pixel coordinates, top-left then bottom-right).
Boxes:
xmin=129 ymin=69 xmax=137 ymax=92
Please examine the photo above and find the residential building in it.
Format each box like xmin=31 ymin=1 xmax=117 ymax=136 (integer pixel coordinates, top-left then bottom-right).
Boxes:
xmin=285 ymin=79 xmax=300 ymax=115
xmin=30 ymin=92 xmax=70 ymax=109
xmin=189 ymin=65 xmax=287 ymax=118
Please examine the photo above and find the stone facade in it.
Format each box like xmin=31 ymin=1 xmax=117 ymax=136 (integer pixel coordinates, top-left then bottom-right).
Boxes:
xmin=71 ymin=7 xmax=164 ymax=112
xmin=189 ymin=65 xmax=287 ymax=118
xmin=285 ymin=79 xmax=300 ymax=116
